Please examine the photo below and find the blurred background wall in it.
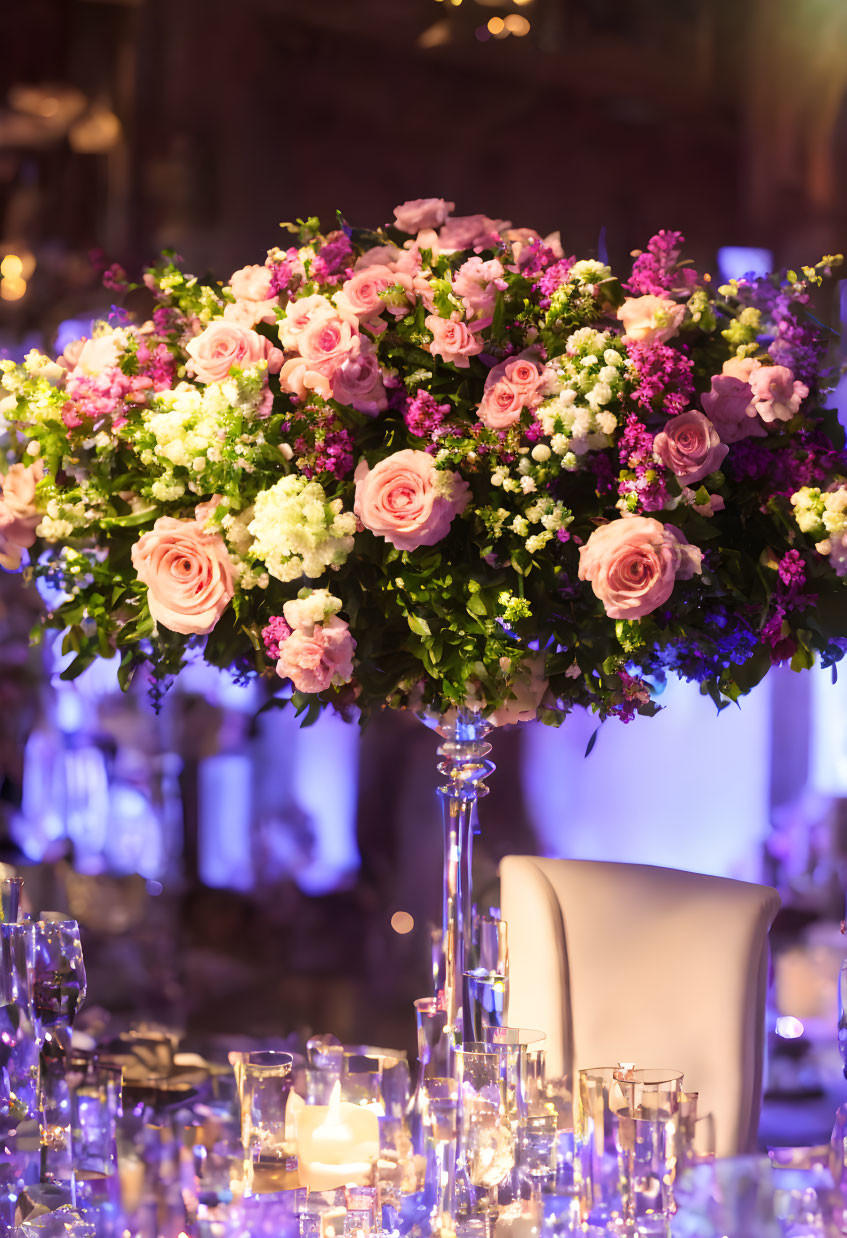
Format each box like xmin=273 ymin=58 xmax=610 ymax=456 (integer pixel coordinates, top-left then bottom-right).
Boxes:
xmin=2 ymin=0 xmax=847 ymax=1053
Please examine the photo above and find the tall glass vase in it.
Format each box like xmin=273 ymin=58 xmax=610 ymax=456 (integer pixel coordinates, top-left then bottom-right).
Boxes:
xmin=420 ymin=708 xmax=495 ymax=1045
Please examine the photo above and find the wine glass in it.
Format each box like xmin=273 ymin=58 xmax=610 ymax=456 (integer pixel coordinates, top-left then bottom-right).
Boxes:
xmin=29 ymin=919 xmax=87 ymax=1058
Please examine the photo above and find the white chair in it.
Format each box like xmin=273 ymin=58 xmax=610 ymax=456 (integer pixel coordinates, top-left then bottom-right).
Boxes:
xmin=499 ymin=856 xmax=780 ymax=1156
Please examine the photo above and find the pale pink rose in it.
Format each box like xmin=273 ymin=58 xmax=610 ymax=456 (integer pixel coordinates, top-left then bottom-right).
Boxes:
xmin=722 ymin=356 xmax=761 ymax=384
xmin=701 ymin=373 xmax=766 ymax=443
xmin=73 ymin=333 xmax=122 ymax=376
xmin=278 ymin=356 xmax=333 ymax=401
xmin=229 ymin=263 xmax=274 ymax=303
xmin=438 ymin=214 xmax=511 ymax=251
xmin=578 ymin=516 xmax=702 ymax=620
xmin=131 ymin=517 xmax=234 ymax=636
xmin=354 ymin=449 xmax=470 ymax=551
xmin=335 ymin=265 xmax=397 ymax=325
xmin=224 ymin=265 xmax=277 ymax=326
xmin=185 ymin=321 xmax=280 ymax=384
xmin=275 ymin=617 xmax=355 ymax=693
xmin=393 ymin=198 xmax=455 ymax=234
xmin=476 ymin=380 xmax=525 ymax=430
xmin=453 ymin=257 xmax=507 ymax=323
xmin=484 ymin=353 xmax=545 ymax=400
xmin=424 ymin=315 xmax=484 ymax=369
xmin=653 ymin=410 xmax=729 ymax=485
xmin=331 ymin=345 xmax=388 ymax=415
xmin=617 ymin=295 xmax=686 ymax=344
xmin=0 ymin=462 xmax=42 ymax=569
xmin=749 ymin=364 xmax=808 ymax=423
xmin=296 ymin=307 xmax=360 ymax=376
xmin=489 ymin=656 xmax=548 ymax=727
xmin=278 ymin=294 xmax=337 ymax=351
xmin=59 ymin=338 xmax=85 ymax=369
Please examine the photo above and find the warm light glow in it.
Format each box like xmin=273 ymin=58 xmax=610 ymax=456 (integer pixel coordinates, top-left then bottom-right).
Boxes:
xmin=418 ymin=19 xmax=452 ymax=46
xmin=391 ymin=910 xmax=414 ymax=934
xmin=0 ymin=255 xmax=22 ymax=279
xmin=505 ymin=13 xmax=530 ymax=33
xmin=487 ymin=16 xmax=504 ymax=33
xmin=0 ymin=275 xmax=26 ymax=301
xmin=449 ymin=0 xmax=463 ymax=6
xmin=513 ymin=0 xmax=533 ymax=6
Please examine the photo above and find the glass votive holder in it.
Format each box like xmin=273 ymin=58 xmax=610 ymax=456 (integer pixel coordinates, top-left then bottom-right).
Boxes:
xmin=240 ymin=1050 xmax=296 ymax=1194
xmin=576 ymin=1065 xmax=632 ymax=1231
xmin=616 ymin=1068 xmax=683 ymax=1236
xmin=518 ymin=1112 xmax=557 ymax=1197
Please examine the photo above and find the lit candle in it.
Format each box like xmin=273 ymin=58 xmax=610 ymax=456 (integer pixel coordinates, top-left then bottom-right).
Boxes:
xmin=297 ymin=1081 xmax=380 ymax=1190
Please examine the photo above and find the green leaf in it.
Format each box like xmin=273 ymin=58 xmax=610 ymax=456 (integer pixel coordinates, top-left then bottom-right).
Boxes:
xmin=100 ymin=507 xmax=158 ymax=529
xmin=408 ymin=614 xmax=431 ymax=637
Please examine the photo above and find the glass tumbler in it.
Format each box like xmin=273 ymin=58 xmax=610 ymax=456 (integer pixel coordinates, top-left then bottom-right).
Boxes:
xmin=240 ymin=1050 xmax=296 ymax=1194
xmin=29 ymin=919 xmax=87 ymax=1059
xmin=421 ymin=1077 xmax=458 ymax=1235
xmin=616 ymin=1068 xmax=682 ymax=1236
xmin=456 ymin=1047 xmax=514 ymax=1217
xmin=576 ymin=1065 xmax=632 ymax=1231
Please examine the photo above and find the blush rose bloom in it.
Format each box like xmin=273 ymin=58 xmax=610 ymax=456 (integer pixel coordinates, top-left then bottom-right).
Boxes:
xmin=438 ymin=214 xmax=510 ymax=251
xmin=331 ymin=345 xmax=388 ymax=415
xmin=278 ymin=294 xmax=338 ymax=350
xmin=223 ymin=264 xmax=278 ymax=326
xmin=354 ymin=449 xmax=470 ymax=551
xmin=185 ymin=321 xmax=282 ymax=384
xmin=653 ymin=410 xmax=729 ymax=485
xmin=424 ymin=315 xmax=484 ymax=368
xmin=296 ymin=306 xmax=360 ymax=373
xmin=484 ymin=354 xmax=546 ymax=399
xmin=335 ymin=265 xmax=398 ymax=328
xmin=749 ymin=364 xmax=808 ymax=423
xmin=617 ymin=295 xmax=686 ymax=345
xmin=578 ymin=516 xmax=702 ymax=620
xmin=477 ymin=380 xmax=525 ymax=430
xmin=453 ymin=257 xmax=507 ymax=324
xmin=276 ymin=617 xmax=355 ymax=693
xmin=131 ymin=517 xmax=234 ymax=636
xmin=393 ymin=198 xmax=455 ymax=234
xmin=72 ymin=332 xmax=123 ymax=376
xmin=0 ymin=462 xmax=42 ymax=569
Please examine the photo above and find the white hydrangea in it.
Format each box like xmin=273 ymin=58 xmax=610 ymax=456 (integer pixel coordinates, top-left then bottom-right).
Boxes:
xmin=37 ymin=515 xmax=75 ymax=541
xmin=248 ymin=475 xmax=356 ymax=583
xmin=535 ymin=330 xmax=627 ymax=459
xmin=283 ymin=589 xmax=343 ymax=631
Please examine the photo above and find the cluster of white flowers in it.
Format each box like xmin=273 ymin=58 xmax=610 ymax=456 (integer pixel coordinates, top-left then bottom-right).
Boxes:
xmin=0 ymin=354 xmax=64 ymax=424
xmin=535 ymin=330 xmax=627 ymax=463
xmin=283 ymin=588 xmax=343 ymax=630
xmin=248 ymin=475 xmax=356 ymax=583
xmin=568 ymin=260 xmax=612 ymax=286
xmin=792 ymin=485 xmax=847 ymax=577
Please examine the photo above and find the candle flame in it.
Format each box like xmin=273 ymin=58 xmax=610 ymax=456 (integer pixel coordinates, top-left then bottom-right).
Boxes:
xmin=328 ymin=1078 xmax=343 ymax=1117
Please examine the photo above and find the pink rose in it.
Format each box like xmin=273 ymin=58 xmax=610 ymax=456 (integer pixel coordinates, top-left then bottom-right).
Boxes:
xmin=0 ymin=462 xmax=42 ymax=569
xmin=489 ymin=656 xmax=548 ymax=727
xmin=617 ymin=295 xmax=686 ymax=344
xmin=653 ymin=410 xmax=729 ymax=485
xmin=354 ymin=449 xmax=470 ymax=551
xmin=335 ymin=265 xmax=397 ymax=326
xmin=424 ymin=315 xmax=484 ymax=369
xmin=578 ymin=516 xmax=702 ymax=620
xmin=131 ymin=517 xmax=234 ymax=636
xmin=224 ymin=265 xmax=277 ymax=326
xmin=278 ymin=356 xmax=333 ymax=401
xmin=453 ymin=257 xmax=507 ymax=323
xmin=297 ymin=307 xmax=360 ymax=375
xmin=438 ymin=214 xmax=510 ymax=251
xmin=393 ymin=198 xmax=455 ymax=234
xmin=229 ymin=263 xmax=273 ymax=303
xmin=477 ymin=380 xmax=525 ymax=431
xmin=185 ymin=321 xmax=281 ymax=384
xmin=276 ymin=617 xmax=355 ymax=693
xmin=278 ymin=294 xmax=337 ymax=350
xmin=701 ymin=372 xmax=766 ymax=444
xmin=749 ymin=364 xmax=808 ymax=423
xmin=484 ymin=354 xmax=546 ymax=400
xmin=331 ymin=345 xmax=387 ymax=415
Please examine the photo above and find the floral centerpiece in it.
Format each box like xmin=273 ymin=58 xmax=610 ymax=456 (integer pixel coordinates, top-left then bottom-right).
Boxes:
xmin=1 ymin=200 xmax=846 ymax=728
